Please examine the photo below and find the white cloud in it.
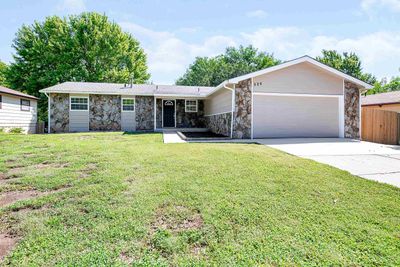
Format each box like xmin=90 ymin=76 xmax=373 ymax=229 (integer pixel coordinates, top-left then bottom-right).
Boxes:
xmin=242 ymin=26 xmax=400 ymax=78
xmin=241 ymin=27 xmax=306 ymax=58
xmin=308 ymin=32 xmax=400 ymax=78
xmin=246 ymin=9 xmax=268 ymax=18
xmin=120 ymin=21 xmax=400 ymax=83
xmin=120 ymin=22 xmax=236 ymax=84
xmin=57 ymin=0 xmax=86 ymax=13
xmin=361 ymin=0 xmax=400 ymax=13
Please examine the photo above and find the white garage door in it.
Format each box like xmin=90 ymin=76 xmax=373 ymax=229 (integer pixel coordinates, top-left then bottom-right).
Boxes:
xmin=253 ymin=95 xmax=341 ymax=138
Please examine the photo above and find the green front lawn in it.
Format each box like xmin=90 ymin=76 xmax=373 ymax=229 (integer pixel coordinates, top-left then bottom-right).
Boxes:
xmin=0 ymin=132 xmax=399 ymax=266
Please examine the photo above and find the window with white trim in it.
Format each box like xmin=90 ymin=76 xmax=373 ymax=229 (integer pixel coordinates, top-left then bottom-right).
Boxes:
xmin=0 ymin=95 xmax=2 ymax=109
xmin=185 ymin=100 xmax=198 ymax=112
xmin=70 ymin=97 xmax=88 ymax=110
xmin=122 ymin=98 xmax=135 ymax=111
xmin=20 ymin=99 xmax=30 ymax=111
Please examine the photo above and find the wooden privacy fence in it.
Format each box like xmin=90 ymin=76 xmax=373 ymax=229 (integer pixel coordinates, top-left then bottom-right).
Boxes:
xmin=361 ymin=108 xmax=400 ymax=145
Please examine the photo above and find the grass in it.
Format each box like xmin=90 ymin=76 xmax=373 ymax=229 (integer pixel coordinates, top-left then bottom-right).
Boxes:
xmin=0 ymin=132 xmax=399 ymax=266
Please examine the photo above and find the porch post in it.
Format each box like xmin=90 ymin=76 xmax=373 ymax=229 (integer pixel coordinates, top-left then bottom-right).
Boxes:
xmin=153 ymin=96 xmax=156 ymax=131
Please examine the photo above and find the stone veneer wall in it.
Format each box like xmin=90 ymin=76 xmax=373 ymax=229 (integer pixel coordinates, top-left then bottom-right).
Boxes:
xmin=344 ymin=81 xmax=360 ymax=139
xmin=176 ymin=99 xmax=206 ymax=128
xmin=205 ymin=112 xmax=231 ymax=137
xmin=89 ymin=95 xmax=121 ymax=131
xmin=135 ymin=96 xmax=154 ymax=131
xmin=50 ymin=93 xmax=69 ymax=133
xmin=232 ymin=78 xmax=252 ymax=139
xmin=156 ymin=98 xmax=162 ymax=128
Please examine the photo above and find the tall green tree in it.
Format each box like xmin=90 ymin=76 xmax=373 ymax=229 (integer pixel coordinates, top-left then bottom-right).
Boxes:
xmin=7 ymin=12 xmax=150 ymax=121
xmin=0 ymin=60 xmax=8 ymax=87
xmin=316 ymin=50 xmax=376 ymax=85
xmin=369 ymin=75 xmax=400 ymax=95
xmin=176 ymin=45 xmax=281 ymax=86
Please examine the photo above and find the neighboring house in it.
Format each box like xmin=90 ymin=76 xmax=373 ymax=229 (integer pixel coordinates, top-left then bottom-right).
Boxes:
xmin=0 ymin=86 xmax=38 ymax=133
xmin=361 ymin=91 xmax=400 ymax=112
xmin=40 ymin=56 xmax=372 ymax=139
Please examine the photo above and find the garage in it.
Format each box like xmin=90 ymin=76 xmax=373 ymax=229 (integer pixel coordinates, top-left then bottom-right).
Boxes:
xmin=253 ymin=94 xmax=343 ymax=138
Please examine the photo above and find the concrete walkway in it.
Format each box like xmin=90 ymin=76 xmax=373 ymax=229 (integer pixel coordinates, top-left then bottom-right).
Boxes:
xmin=258 ymin=138 xmax=400 ymax=188
xmin=162 ymin=131 xmax=186 ymax=143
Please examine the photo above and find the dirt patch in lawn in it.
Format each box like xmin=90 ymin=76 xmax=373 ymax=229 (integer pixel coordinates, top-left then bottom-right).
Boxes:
xmin=0 ymin=187 xmax=70 ymax=208
xmin=78 ymin=163 xmax=98 ymax=179
xmin=0 ymin=233 xmax=18 ymax=262
xmin=151 ymin=204 xmax=204 ymax=233
xmin=34 ymin=161 xmax=69 ymax=169
xmin=3 ymin=161 xmax=69 ymax=179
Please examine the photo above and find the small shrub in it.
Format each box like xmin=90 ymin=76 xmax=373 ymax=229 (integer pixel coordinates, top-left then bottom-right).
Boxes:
xmin=0 ymin=128 xmax=4 ymax=133
xmin=9 ymin=127 xmax=24 ymax=134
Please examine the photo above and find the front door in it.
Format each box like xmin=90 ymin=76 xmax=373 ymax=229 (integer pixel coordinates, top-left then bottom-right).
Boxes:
xmin=163 ymin=100 xmax=175 ymax=127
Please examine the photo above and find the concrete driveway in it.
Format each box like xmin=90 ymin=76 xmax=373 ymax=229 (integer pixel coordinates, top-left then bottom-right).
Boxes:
xmin=258 ymin=138 xmax=400 ymax=188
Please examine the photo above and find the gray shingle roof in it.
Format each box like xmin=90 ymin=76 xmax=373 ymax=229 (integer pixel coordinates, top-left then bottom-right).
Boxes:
xmin=361 ymin=91 xmax=400 ymax=106
xmin=39 ymin=82 xmax=214 ymax=97
xmin=0 ymin=86 xmax=38 ymax=100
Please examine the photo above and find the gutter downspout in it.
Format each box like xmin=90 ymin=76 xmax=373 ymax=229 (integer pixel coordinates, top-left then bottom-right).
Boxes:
xmin=44 ymin=92 xmax=50 ymax=134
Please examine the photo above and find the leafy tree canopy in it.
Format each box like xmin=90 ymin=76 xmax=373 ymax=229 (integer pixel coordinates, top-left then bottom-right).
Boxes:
xmin=369 ymin=75 xmax=400 ymax=95
xmin=176 ymin=45 xmax=281 ymax=86
xmin=6 ymin=12 xmax=150 ymax=121
xmin=0 ymin=60 xmax=8 ymax=87
xmin=316 ymin=50 xmax=376 ymax=85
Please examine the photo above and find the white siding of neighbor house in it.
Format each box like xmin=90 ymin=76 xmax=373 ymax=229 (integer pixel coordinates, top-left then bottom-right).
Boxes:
xmin=253 ymin=62 xmax=344 ymax=95
xmin=69 ymin=94 xmax=89 ymax=132
xmin=204 ymin=88 xmax=232 ymax=115
xmin=121 ymin=95 xmax=136 ymax=132
xmin=0 ymin=94 xmax=37 ymax=133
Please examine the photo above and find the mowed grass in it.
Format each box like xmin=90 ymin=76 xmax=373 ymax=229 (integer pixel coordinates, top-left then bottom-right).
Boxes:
xmin=0 ymin=132 xmax=399 ymax=266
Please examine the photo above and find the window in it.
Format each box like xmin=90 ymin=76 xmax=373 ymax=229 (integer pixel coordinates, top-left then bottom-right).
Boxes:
xmin=70 ymin=97 xmax=88 ymax=110
xmin=122 ymin=98 xmax=135 ymax=111
xmin=20 ymin=99 xmax=30 ymax=111
xmin=0 ymin=95 xmax=2 ymax=109
xmin=185 ymin=100 xmax=198 ymax=112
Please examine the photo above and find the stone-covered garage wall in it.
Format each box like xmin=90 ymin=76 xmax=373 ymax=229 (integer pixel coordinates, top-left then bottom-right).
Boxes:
xmin=156 ymin=98 xmax=162 ymax=129
xmin=344 ymin=81 xmax=360 ymax=139
xmin=135 ymin=96 xmax=154 ymax=131
xmin=89 ymin=95 xmax=121 ymax=131
xmin=205 ymin=112 xmax=231 ymax=137
xmin=176 ymin=99 xmax=206 ymax=128
xmin=50 ymin=93 xmax=69 ymax=133
xmin=232 ymin=78 xmax=252 ymax=139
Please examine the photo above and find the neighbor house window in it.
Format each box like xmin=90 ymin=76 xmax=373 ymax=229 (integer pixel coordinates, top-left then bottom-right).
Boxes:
xmin=20 ymin=99 xmax=30 ymax=111
xmin=0 ymin=95 xmax=2 ymax=109
xmin=122 ymin=98 xmax=135 ymax=111
xmin=70 ymin=97 xmax=88 ymax=111
xmin=185 ymin=100 xmax=198 ymax=112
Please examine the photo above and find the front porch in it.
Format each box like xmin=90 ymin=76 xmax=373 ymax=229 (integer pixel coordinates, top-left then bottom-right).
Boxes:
xmin=155 ymin=98 xmax=206 ymax=129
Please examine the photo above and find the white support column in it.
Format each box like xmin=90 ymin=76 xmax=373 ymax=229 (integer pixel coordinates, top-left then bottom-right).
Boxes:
xmin=46 ymin=93 xmax=50 ymax=133
xmin=251 ymin=77 xmax=254 ymax=140
xmin=153 ymin=96 xmax=156 ymax=131
xmin=231 ymin=84 xmax=235 ymax=138
xmin=338 ymin=95 xmax=344 ymax=138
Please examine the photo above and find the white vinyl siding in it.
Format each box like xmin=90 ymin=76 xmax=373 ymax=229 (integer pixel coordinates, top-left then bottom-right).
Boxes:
xmin=253 ymin=62 xmax=343 ymax=95
xmin=0 ymin=94 xmax=37 ymax=133
xmin=69 ymin=95 xmax=89 ymax=132
xmin=253 ymin=95 xmax=340 ymax=138
xmin=204 ymin=88 xmax=232 ymax=115
xmin=121 ymin=96 xmax=136 ymax=131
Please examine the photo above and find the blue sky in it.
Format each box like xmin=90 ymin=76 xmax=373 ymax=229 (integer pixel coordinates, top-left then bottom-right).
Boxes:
xmin=0 ymin=0 xmax=399 ymax=84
